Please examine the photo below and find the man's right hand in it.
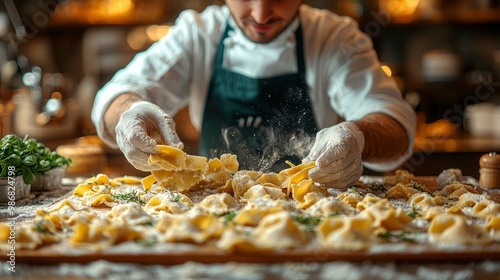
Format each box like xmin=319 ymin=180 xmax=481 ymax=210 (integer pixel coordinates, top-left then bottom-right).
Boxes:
xmin=115 ymin=101 xmax=184 ymax=171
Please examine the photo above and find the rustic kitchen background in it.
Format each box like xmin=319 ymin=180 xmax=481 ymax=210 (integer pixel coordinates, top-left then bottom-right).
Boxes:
xmin=1 ymin=0 xmax=500 ymax=178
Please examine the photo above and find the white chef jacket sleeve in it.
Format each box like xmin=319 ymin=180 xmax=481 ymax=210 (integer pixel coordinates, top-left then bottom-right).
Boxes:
xmin=323 ymin=18 xmax=416 ymax=172
xmin=90 ymin=7 xmax=221 ymax=148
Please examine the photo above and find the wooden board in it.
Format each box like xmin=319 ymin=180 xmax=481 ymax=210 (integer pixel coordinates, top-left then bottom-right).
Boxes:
xmin=3 ymin=176 xmax=500 ymax=265
xmin=9 ymin=243 xmax=500 ymax=265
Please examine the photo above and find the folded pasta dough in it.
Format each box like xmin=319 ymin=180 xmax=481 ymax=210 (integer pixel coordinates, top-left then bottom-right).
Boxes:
xmin=242 ymin=184 xmax=286 ymax=201
xmin=307 ymin=196 xmax=356 ymax=217
xmin=279 ymin=161 xmax=315 ymax=196
xmin=486 ymin=215 xmax=500 ymax=231
xmin=107 ymin=203 xmax=153 ymax=226
xmin=409 ymin=193 xmax=443 ymax=212
xmin=429 ymin=213 xmax=491 ymax=245
xmin=206 ymin=154 xmax=238 ymax=173
xmin=147 ymin=147 xmax=237 ymax=192
xmin=384 ymin=169 xmax=414 ymax=185
xmin=472 ymin=200 xmax=500 ymax=219
xmin=32 ymin=217 xmax=60 ymax=245
xmin=256 ymin=172 xmax=285 ymax=187
xmin=252 ymin=211 xmax=308 ymax=250
xmin=337 ymin=192 xmax=363 ymax=208
xmin=70 ymin=217 xmax=113 ymax=246
xmin=297 ymin=192 xmax=326 ymax=210
xmin=456 ymin=193 xmax=486 ymax=208
xmin=197 ymin=193 xmax=239 ymax=216
xmin=66 ymin=212 xmax=98 ymax=227
xmin=362 ymin=199 xmax=412 ymax=231
xmin=234 ymin=197 xmax=290 ymax=226
xmin=151 ymin=169 xmax=204 ymax=192
xmin=422 ymin=206 xmax=444 ymax=221
xmin=37 ymin=199 xmax=87 ymax=222
xmin=437 ymin=182 xmax=478 ymax=199
xmin=202 ymin=155 xmax=237 ymax=188
xmin=357 ymin=193 xmax=384 ymax=211
xmin=149 ymin=146 xmax=187 ymax=171
xmin=317 ymin=213 xmax=376 ymax=250
xmin=73 ymin=173 xmax=120 ymax=196
xmin=146 ymin=191 xmax=193 ymax=214
xmin=82 ymin=185 xmax=115 ymax=207
xmin=485 ymin=215 xmax=500 ymax=241
xmin=70 ymin=216 xmax=145 ymax=246
xmin=216 ymin=227 xmax=260 ymax=253
xmin=386 ymin=183 xmax=419 ymax=200
xmin=231 ymin=171 xmax=263 ymax=199
xmin=155 ymin=212 xmax=175 ymax=232
xmin=291 ymin=179 xmax=327 ymax=209
xmin=163 ymin=213 xmax=223 ymax=244
xmin=0 ymin=224 xmax=42 ymax=250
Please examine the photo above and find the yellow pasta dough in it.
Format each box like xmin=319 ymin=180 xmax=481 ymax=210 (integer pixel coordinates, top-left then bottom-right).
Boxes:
xmin=163 ymin=213 xmax=223 ymax=244
xmin=252 ymin=211 xmax=309 ymax=250
xmin=428 ymin=214 xmax=490 ymax=245
xmin=317 ymin=213 xmax=376 ymax=250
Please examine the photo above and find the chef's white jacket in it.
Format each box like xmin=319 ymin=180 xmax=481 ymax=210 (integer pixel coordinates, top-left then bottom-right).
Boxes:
xmin=91 ymin=4 xmax=416 ymax=172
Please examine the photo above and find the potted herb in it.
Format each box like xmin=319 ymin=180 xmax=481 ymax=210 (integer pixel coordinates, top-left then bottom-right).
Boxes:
xmin=0 ymin=134 xmax=72 ymax=195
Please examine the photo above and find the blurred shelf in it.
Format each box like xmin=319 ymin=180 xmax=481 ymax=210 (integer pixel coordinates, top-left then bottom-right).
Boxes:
xmin=379 ymin=8 xmax=500 ymax=25
xmin=414 ymin=135 xmax=500 ymax=153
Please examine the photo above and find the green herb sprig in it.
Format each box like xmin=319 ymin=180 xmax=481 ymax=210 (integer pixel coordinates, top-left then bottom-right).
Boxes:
xmin=378 ymin=231 xmax=416 ymax=243
xmin=407 ymin=207 xmax=420 ymax=219
xmin=111 ymin=191 xmax=146 ymax=205
xmin=171 ymin=194 xmax=181 ymax=202
xmin=293 ymin=215 xmax=322 ymax=232
xmin=411 ymin=182 xmax=434 ymax=197
xmin=347 ymin=187 xmax=362 ymax=195
xmin=370 ymin=184 xmax=387 ymax=194
xmin=33 ymin=219 xmax=54 ymax=235
xmin=223 ymin=211 xmax=237 ymax=225
xmin=135 ymin=236 xmax=158 ymax=247
xmin=328 ymin=211 xmax=342 ymax=217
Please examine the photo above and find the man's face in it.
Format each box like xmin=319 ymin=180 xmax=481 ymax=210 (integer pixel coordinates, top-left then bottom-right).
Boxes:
xmin=226 ymin=0 xmax=302 ymax=43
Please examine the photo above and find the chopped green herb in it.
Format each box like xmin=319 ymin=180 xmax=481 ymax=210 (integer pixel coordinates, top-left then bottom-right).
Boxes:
xmin=328 ymin=211 xmax=342 ymax=217
xmin=293 ymin=215 xmax=321 ymax=232
xmin=370 ymin=184 xmax=387 ymax=193
xmin=223 ymin=211 xmax=237 ymax=225
xmin=399 ymin=233 xmax=416 ymax=243
xmin=135 ymin=236 xmax=157 ymax=247
xmin=407 ymin=207 xmax=419 ymax=219
xmin=111 ymin=191 xmax=145 ymax=205
xmin=411 ymin=182 xmax=434 ymax=197
xmin=33 ymin=219 xmax=53 ymax=235
xmin=171 ymin=194 xmax=181 ymax=202
xmin=378 ymin=231 xmax=392 ymax=240
xmin=348 ymin=187 xmax=362 ymax=195
xmin=378 ymin=231 xmax=416 ymax=243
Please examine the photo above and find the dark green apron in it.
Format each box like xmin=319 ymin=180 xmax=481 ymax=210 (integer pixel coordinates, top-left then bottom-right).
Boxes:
xmin=199 ymin=21 xmax=317 ymax=171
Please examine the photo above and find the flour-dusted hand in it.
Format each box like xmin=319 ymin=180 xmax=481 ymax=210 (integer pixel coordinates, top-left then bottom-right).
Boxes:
xmin=115 ymin=101 xmax=184 ymax=171
xmin=303 ymin=122 xmax=365 ymax=189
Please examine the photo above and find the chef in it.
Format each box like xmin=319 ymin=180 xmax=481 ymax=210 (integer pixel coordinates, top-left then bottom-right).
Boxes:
xmin=91 ymin=0 xmax=416 ymax=189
